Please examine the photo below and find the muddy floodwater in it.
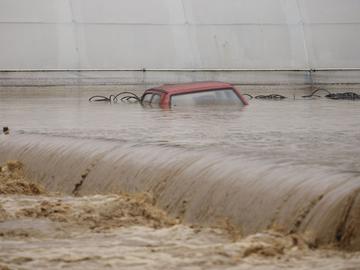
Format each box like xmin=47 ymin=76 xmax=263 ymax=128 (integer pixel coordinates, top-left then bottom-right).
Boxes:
xmin=1 ymin=90 xmax=360 ymax=170
xmin=1 ymin=88 xmax=360 ymax=269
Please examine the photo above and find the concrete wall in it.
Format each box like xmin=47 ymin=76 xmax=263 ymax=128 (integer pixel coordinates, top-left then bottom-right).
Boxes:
xmin=1 ymin=0 xmax=360 ymax=70
xmin=0 ymin=0 xmax=360 ymax=86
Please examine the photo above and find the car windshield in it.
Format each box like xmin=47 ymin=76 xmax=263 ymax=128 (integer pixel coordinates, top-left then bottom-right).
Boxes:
xmin=171 ymin=89 xmax=242 ymax=107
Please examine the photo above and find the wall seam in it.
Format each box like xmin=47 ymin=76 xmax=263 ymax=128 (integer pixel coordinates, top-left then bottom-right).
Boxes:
xmin=296 ymin=0 xmax=310 ymax=70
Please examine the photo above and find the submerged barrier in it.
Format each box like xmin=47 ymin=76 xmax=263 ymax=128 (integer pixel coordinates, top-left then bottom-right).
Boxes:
xmin=0 ymin=134 xmax=359 ymax=250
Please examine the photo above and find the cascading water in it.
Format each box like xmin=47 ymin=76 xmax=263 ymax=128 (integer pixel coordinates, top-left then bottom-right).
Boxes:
xmin=1 ymin=88 xmax=360 ymax=269
xmin=1 ymin=133 xmax=360 ymax=250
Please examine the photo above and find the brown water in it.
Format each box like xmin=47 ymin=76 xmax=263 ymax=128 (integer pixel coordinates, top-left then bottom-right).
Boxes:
xmin=1 ymin=91 xmax=360 ymax=170
xmin=1 ymin=88 xmax=360 ymax=268
xmin=1 ymin=160 xmax=360 ymax=270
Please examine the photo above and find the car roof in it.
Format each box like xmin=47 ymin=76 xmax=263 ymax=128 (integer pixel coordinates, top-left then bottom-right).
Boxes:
xmin=150 ymin=81 xmax=234 ymax=95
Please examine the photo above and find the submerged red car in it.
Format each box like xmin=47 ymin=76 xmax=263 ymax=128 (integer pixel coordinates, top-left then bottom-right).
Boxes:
xmin=141 ymin=81 xmax=248 ymax=108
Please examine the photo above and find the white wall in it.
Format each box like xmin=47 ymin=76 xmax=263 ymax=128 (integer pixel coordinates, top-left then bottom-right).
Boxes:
xmin=0 ymin=0 xmax=359 ymax=70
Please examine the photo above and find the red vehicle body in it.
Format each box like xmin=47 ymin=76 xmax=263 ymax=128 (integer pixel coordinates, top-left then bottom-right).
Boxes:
xmin=141 ymin=81 xmax=248 ymax=108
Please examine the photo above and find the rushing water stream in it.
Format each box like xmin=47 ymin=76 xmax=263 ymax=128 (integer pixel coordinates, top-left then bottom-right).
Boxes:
xmin=0 ymin=88 xmax=360 ymax=269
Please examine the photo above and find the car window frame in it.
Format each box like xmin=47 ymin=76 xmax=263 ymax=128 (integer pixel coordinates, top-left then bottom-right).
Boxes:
xmin=142 ymin=93 xmax=153 ymax=104
xmin=150 ymin=93 xmax=161 ymax=106
xmin=141 ymin=91 xmax=163 ymax=107
xmin=169 ymin=88 xmax=242 ymax=107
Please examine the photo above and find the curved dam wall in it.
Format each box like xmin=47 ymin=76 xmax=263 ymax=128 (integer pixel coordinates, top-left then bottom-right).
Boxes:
xmin=1 ymin=134 xmax=360 ymax=250
xmin=0 ymin=0 xmax=360 ymax=87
